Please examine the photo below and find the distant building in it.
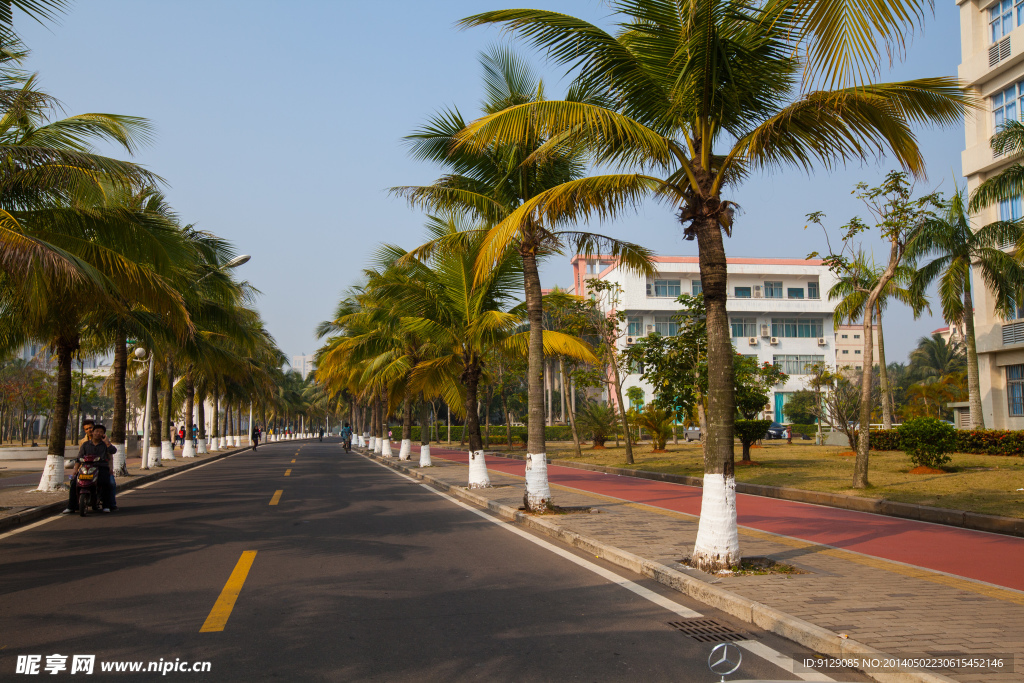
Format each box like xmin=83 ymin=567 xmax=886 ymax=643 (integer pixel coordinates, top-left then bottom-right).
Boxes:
xmin=834 ymin=324 xmax=879 ymax=370
xmin=291 ymin=354 xmax=314 ymax=379
xmin=931 ymin=324 xmax=964 ymax=346
xmin=574 ymin=255 xmax=839 ymax=422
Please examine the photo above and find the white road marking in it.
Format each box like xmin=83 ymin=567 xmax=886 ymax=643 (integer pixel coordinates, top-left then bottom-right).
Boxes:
xmin=0 ymin=516 xmax=60 ymax=540
xmin=738 ymin=640 xmax=837 ymax=681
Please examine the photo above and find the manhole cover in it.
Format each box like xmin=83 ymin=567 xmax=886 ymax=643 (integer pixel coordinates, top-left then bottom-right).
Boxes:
xmin=668 ymin=619 xmax=749 ymax=642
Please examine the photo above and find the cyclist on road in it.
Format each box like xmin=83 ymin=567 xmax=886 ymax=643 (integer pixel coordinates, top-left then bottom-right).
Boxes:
xmin=341 ymin=422 xmax=353 ymax=452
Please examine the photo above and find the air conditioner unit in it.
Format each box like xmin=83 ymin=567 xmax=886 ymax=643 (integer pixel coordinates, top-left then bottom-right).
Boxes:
xmin=769 ymin=336 xmax=779 ymax=345
xmin=646 ymin=324 xmax=654 ymax=332
xmin=645 ymin=283 xmax=652 ymax=296
xmin=760 ymin=325 xmax=771 ymax=338
xmin=753 ymin=285 xmax=763 ymax=298
xmin=626 ymin=336 xmax=635 ymax=345
xmin=747 ymin=336 xmax=758 ymax=345
xmin=817 ymin=337 xmax=827 ymax=346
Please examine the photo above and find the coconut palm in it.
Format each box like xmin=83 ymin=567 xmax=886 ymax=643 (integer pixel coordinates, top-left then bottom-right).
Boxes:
xmin=909 ymin=333 xmax=967 ymax=382
xmin=453 ymin=0 xmax=966 ymax=571
xmin=393 ymin=47 xmax=654 ymax=509
xmin=829 ymin=252 xmax=927 ymax=428
xmin=908 ymin=188 xmax=1024 ymax=428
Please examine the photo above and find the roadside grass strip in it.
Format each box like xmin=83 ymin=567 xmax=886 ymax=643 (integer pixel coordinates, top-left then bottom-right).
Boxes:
xmin=200 ymin=551 xmax=257 ymax=633
xmin=269 ymin=490 xmax=283 ymax=505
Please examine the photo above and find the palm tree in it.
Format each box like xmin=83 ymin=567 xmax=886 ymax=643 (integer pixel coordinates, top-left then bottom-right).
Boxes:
xmin=829 ymin=253 xmax=927 ymax=428
xmin=909 ymin=333 xmax=967 ymax=382
xmin=908 ymin=188 xmax=1024 ymax=428
xmin=393 ymin=47 xmax=653 ymax=509
xmin=454 ymin=0 xmax=966 ymax=570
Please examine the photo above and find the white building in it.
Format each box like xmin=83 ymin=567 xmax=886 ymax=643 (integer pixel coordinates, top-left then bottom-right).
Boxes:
xmin=958 ymin=0 xmax=1024 ymax=428
xmin=291 ymin=354 xmax=314 ymax=379
xmin=572 ymin=255 xmax=839 ymax=422
xmin=834 ymin=323 xmax=879 ymax=369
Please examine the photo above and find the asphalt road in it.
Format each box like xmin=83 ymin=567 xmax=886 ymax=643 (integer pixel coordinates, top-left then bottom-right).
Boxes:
xmin=0 ymin=440 xmax=866 ymax=682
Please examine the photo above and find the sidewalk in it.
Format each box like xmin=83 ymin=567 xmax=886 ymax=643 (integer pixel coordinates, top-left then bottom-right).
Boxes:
xmin=364 ymin=445 xmax=1024 ymax=683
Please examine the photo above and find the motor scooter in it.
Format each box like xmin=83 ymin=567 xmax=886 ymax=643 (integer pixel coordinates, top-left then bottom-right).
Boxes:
xmin=73 ymin=453 xmax=104 ymax=517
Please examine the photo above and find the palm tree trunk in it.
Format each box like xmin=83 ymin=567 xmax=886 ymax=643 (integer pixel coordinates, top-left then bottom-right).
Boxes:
xmin=162 ymin=361 xmax=175 ymax=461
xmin=854 ymin=298 xmax=879 ymax=488
xmin=399 ymin=393 xmax=413 ymax=460
xmin=463 ymin=360 xmax=490 ymax=488
xmin=418 ymin=398 xmax=432 ymax=466
xmin=182 ymin=372 xmax=196 ymax=457
xmin=111 ymin=335 xmax=129 ymax=475
xmin=521 ymin=249 xmax=550 ymax=509
xmin=224 ymin=402 xmax=231 ymax=444
xmin=38 ymin=336 xmax=78 ymax=491
xmin=211 ymin=390 xmax=219 ymax=442
xmin=963 ymin=283 xmax=985 ymax=428
xmin=877 ymin=303 xmax=891 ymax=430
xmin=690 ymin=212 xmax=739 ymax=572
xmin=197 ymin=387 xmax=207 ymax=451
xmin=561 ymin=358 xmax=582 ymax=459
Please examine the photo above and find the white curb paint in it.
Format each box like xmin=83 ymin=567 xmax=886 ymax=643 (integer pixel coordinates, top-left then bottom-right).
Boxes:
xmin=467 ymin=450 xmax=491 ymax=488
xmin=419 ymin=444 xmax=431 ymax=467
xmin=524 ymin=453 xmax=551 ymax=509
xmin=398 ymin=439 xmax=411 ymax=460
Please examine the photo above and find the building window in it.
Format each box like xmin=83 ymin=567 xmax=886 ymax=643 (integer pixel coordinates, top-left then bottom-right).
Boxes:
xmin=691 ymin=280 xmax=702 ymax=296
xmin=650 ymin=279 xmax=681 ymax=297
xmin=1000 ymin=193 xmax=1023 ymax=222
xmin=994 ymin=83 xmax=1020 ymax=132
xmin=731 ymin=317 xmax=758 ymax=338
xmin=992 ymin=0 xmax=1014 ymax=43
xmin=773 ymin=355 xmax=826 ymax=375
xmin=1009 ymin=365 xmax=1024 ymax=416
xmin=854 ymin=334 xmax=860 ymax=339
xmin=841 ymin=334 xmax=848 ymax=339
xmin=842 ymin=350 xmax=849 ymax=355
xmin=808 ymin=282 xmax=820 ymax=299
xmin=654 ymin=315 xmax=678 ymax=336
xmin=627 ymin=316 xmax=643 ymax=336
xmin=771 ymin=318 xmax=824 ymax=338
xmin=788 ymin=287 xmax=804 ymax=299
xmin=765 ymin=281 xmax=783 ymax=298
xmin=855 ymin=350 xmax=861 ymax=354
xmin=735 ymin=286 xmax=752 ymax=298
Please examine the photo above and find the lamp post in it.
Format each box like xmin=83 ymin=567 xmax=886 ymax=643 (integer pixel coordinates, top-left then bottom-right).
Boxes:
xmin=132 ymin=347 xmax=156 ymax=470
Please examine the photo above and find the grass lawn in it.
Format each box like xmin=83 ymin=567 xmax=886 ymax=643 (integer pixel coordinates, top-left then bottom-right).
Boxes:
xmin=484 ymin=438 xmax=1024 ymax=519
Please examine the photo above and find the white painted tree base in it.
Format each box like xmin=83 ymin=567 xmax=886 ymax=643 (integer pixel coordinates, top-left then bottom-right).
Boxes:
xmin=398 ymin=439 xmax=411 ymax=460
xmin=112 ymin=444 xmax=128 ymax=475
xmin=182 ymin=441 xmax=196 ymax=458
xmin=467 ymin=450 xmax=491 ymax=488
xmin=234 ymin=436 xmax=242 ymax=447
xmin=691 ymin=473 xmax=740 ymax=572
xmin=381 ymin=439 xmax=392 ymax=457
xmin=161 ymin=441 xmax=175 ymax=460
xmin=419 ymin=444 xmax=431 ymax=467
xmin=373 ymin=438 xmax=383 ymax=454
xmin=357 ymin=435 xmax=365 ymax=448
xmin=524 ymin=453 xmax=551 ymax=509
xmin=197 ymin=438 xmax=208 ymax=454
xmin=37 ymin=454 xmax=67 ymax=491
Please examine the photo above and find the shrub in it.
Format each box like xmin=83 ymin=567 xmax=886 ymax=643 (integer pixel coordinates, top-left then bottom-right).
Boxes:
xmin=954 ymin=429 xmax=1024 ymax=455
xmin=789 ymin=423 xmax=822 ymax=438
xmin=735 ymin=420 xmax=772 ymax=461
xmin=868 ymin=429 xmax=901 ymax=451
xmin=635 ymin=405 xmax=674 ymax=450
xmin=576 ymin=402 xmax=617 ymax=447
xmin=897 ymin=417 xmax=956 ymax=469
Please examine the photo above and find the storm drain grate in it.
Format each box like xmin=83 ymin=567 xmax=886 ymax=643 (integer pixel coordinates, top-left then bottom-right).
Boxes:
xmin=668 ymin=619 xmax=749 ymax=643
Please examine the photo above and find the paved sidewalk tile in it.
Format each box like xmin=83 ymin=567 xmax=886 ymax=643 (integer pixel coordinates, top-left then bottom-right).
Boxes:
xmin=390 ymin=453 xmax=1024 ymax=683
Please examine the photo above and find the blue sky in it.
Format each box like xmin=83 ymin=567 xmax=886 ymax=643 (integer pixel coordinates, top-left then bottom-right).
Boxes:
xmin=18 ymin=0 xmax=965 ymax=364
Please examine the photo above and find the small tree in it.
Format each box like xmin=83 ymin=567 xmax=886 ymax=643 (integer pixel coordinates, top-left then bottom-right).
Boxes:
xmin=784 ymin=390 xmax=819 ymax=425
xmin=735 ymin=420 xmax=772 ymax=462
xmin=635 ymin=405 xmax=674 ymax=451
xmin=576 ymin=401 xmax=616 ymax=448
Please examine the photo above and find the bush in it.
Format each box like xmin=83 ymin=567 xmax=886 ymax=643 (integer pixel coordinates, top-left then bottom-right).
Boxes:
xmin=869 ymin=427 xmax=1024 ymax=456
xmin=735 ymin=419 xmax=772 ymax=461
xmin=868 ymin=429 xmax=901 ymax=451
xmin=897 ymin=417 xmax=956 ymax=469
xmin=789 ymin=423 xmax=822 ymax=437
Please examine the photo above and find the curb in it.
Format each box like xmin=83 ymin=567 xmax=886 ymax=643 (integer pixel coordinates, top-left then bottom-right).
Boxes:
xmin=485 ymin=451 xmax=1024 ymax=538
xmin=0 ymin=438 xmax=319 ymax=534
xmin=363 ymin=450 xmax=959 ymax=683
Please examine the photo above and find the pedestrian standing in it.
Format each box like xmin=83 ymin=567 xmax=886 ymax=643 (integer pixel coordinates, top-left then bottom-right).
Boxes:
xmin=252 ymin=426 xmax=261 ymax=451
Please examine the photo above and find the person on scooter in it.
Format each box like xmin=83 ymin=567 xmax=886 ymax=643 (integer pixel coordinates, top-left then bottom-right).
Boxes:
xmin=62 ymin=423 xmax=116 ymax=514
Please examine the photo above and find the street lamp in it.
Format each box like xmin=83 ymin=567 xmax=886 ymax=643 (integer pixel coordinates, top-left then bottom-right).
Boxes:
xmin=132 ymin=346 xmax=157 ymax=470
xmin=224 ymin=254 xmax=251 ymax=268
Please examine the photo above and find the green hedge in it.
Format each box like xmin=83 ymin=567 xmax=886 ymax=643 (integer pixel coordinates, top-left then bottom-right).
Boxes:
xmin=391 ymin=425 xmax=580 ymax=444
xmin=789 ymin=423 xmax=822 ymax=437
xmin=869 ymin=428 xmax=1024 ymax=455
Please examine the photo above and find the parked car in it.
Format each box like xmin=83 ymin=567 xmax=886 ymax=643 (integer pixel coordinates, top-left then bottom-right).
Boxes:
xmin=764 ymin=422 xmax=787 ymax=440
xmin=683 ymin=426 xmax=701 ymax=442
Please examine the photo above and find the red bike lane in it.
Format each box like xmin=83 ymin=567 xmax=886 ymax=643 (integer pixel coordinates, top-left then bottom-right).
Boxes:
xmin=415 ymin=446 xmax=1024 ymax=592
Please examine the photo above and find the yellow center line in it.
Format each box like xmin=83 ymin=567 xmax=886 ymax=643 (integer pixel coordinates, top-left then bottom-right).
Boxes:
xmin=199 ymin=551 xmax=257 ymax=632
xmin=290 ymin=459 xmax=296 ymax=463
xmin=284 ymin=469 xmax=291 ymax=477
xmin=269 ymin=490 xmax=283 ymax=505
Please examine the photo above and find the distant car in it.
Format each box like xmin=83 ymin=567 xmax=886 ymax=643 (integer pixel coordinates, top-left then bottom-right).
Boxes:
xmin=764 ymin=422 xmax=787 ymax=440
xmin=683 ymin=426 xmax=701 ymax=442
